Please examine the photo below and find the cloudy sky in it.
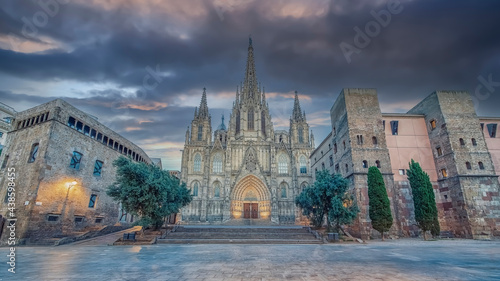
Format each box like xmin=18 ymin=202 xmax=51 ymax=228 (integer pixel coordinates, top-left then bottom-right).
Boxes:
xmin=1 ymin=0 xmax=499 ymax=170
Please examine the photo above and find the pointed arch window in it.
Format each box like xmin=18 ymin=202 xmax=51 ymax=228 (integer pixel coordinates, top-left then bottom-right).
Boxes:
xmin=236 ymin=111 xmax=241 ymax=134
xmin=192 ymin=182 xmax=199 ymax=197
xmin=248 ymin=108 xmax=254 ymax=130
xmin=193 ymin=153 xmax=202 ymax=172
xmin=213 ymin=153 xmax=223 ymax=173
xmin=278 ymin=154 xmax=288 ymax=174
xmin=299 ymin=155 xmax=307 ymax=174
xmin=214 ymin=182 xmax=221 ymax=198
xmin=280 ymin=182 xmax=288 ymax=198
xmin=298 ymin=127 xmax=304 ymax=143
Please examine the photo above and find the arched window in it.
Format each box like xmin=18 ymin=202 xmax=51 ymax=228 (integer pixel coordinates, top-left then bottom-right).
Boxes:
xmin=192 ymin=182 xmax=199 ymax=196
xmin=236 ymin=111 xmax=240 ymax=133
xmin=214 ymin=182 xmax=221 ymax=198
xmin=321 ymin=163 xmax=325 ymax=170
xmin=28 ymin=143 xmax=39 ymax=163
xmin=298 ymin=127 xmax=304 ymax=143
xmin=280 ymin=182 xmax=288 ymax=198
xmin=193 ymin=153 xmax=201 ymax=172
xmin=299 ymin=155 xmax=307 ymax=174
xmin=459 ymin=138 xmax=465 ymax=146
xmin=278 ymin=154 xmax=288 ymax=174
xmin=212 ymin=153 xmax=223 ymax=173
xmin=300 ymin=182 xmax=307 ymax=193
xmin=466 ymin=162 xmax=471 ymax=170
xmin=376 ymin=160 xmax=381 ymax=168
xmin=478 ymin=162 xmax=485 ymax=170
xmin=345 ymin=163 xmax=349 ymax=173
xmin=362 ymin=160 xmax=368 ymax=168
xmin=334 ymin=143 xmax=337 ymax=153
xmin=248 ymin=108 xmax=254 ymax=130
xmin=372 ymin=136 xmax=378 ymax=145
xmin=343 ymin=140 xmax=346 ymax=150
xmin=472 ymin=138 xmax=477 ymax=146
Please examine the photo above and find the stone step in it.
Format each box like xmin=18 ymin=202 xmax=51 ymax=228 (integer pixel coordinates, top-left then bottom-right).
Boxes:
xmin=165 ymin=232 xmax=315 ymax=239
xmin=157 ymin=238 xmax=323 ymax=244
xmin=176 ymin=227 xmax=309 ymax=233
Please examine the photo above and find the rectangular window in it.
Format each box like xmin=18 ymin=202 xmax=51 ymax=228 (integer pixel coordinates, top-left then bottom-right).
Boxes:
xmin=70 ymin=151 xmax=83 ymax=169
xmin=390 ymin=121 xmax=399 ymax=135
xmin=0 ymin=132 xmax=3 ymax=138
xmin=83 ymin=125 xmax=90 ymax=136
xmin=357 ymin=135 xmax=363 ymax=145
xmin=114 ymin=142 xmax=119 ymax=150
xmin=97 ymin=133 xmax=103 ymax=142
xmin=90 ymin=129 xmax=97 ymax=139
xmin=1 ymin=155 xmax=9 ymax=169
xmin=68 ymin=117 xmax=76 ymax=128
xmin=95 ymin=217 xmax=103 ymax=223
xmin=76 ymin=121 xmax=83 ymax=132
xmin=47 ymin=215 xmax=59 ymax=222
xmin=480 ymin=123 xmax=484 ymax=132
xmin=487 ymin=123 xmax=497 ymax=138
xmin=430 ymin=120 xmax=436 ymax=130
xmin=335 ymin=164 xmax=339 ymax=173
xmin=88 ymin=194 xmax=97 ymax=208
xmin=382 ymin=120 xmax=386 ymax=130
xmin=119 ymin=145 xmax=123 ymax=153
xmin=329 ymin=155 xmax=334 ymax=166
xmin=93 ymin=160 xmax=103 ymax=176
xmin=399 ymin=169 xmax=405 ymax=175
xmin=103 ymin=136 xmax=108 ymax=145
xmin=436 ymin=146 xmax=443 ymax=157
xmin=441 ymin=169 xmax=448 ymax=178
xmin=74 ymin=217 xmax=84 ymax=223
xmin=108 ymin=139 xmax=114 ymax=148
xmin=28 ymin=143 xmax=39 ymax=163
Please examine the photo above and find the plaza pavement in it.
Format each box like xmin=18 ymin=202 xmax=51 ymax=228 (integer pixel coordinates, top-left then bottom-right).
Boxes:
xmin=0 ymin=239 xmax=499 ymax=280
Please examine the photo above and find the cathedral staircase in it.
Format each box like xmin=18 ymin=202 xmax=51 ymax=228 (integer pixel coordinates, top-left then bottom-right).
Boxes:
xmin=157 ymin=224 xmax=323 ymax=244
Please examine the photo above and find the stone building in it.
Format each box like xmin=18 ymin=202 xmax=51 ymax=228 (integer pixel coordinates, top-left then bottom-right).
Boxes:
xmin=311 ymin=89 xmax=500 ymax=239
xmin=0 ymin=102 xmax=16 ymax=153
xmin=0 ymin=99 xmax=151 ymax=244
xmin=180 ymin=39 xmax=314 ymax=224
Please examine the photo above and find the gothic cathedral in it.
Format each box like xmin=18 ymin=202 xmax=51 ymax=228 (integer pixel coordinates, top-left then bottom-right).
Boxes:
xmin=180 ymin=39 xmax=314 ymax=224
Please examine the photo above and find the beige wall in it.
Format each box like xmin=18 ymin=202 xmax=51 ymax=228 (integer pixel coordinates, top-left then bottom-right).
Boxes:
xmin=383 ymin=115 xmax=438 ymax=182
xmin=480 ymin=118 xmax=500 ymax=178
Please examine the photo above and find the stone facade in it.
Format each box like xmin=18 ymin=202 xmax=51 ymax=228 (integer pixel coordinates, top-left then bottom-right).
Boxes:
xmin=0 ymin=102 xmax=16 ymax=150
xmin=311 ymin=89 xmax=500 ymax=239
xmin=0 ymin=99 xmax=151 ymax=244
xmin=180 ymin=39 xmax=314 ymax=224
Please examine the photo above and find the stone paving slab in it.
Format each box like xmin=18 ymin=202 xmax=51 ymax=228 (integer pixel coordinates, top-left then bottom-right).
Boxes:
xmin=0 ymin=239 xmax=499 ymax=280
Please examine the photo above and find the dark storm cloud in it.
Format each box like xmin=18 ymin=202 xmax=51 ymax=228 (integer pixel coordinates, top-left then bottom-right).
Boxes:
xmin=1 ymin=0 xmax=499 ymax=169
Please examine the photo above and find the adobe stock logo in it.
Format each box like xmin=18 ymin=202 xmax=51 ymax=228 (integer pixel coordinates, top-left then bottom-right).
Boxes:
xmin=471 ymin=74 xmax=500 ymax=111
xmin=339 ymin=0 xmax=404 ymax=64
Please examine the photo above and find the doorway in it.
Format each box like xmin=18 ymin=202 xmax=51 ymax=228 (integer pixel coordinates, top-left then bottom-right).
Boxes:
xmin=243 ymin=203 xmax=258 ymax=219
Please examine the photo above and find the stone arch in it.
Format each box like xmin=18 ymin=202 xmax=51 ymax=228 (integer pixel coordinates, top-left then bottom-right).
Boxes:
xmin=230 ymin=175 xmax=271 ymax=219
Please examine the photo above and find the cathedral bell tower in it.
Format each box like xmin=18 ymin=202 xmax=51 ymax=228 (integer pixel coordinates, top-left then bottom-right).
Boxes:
xmin=229 ymin=37 xmax=274 ymax=141
xmin=189 ymin=88 xmax=212 ymax=145
xmin=289 ymin=91 xmax=311 ymax=146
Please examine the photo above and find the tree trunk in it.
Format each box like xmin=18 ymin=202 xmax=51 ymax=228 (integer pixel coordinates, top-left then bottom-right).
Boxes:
xmin=382 ymin=231 xmax=385 ymax=241
xmin=423 ymin=230 xmax=427 ymax=241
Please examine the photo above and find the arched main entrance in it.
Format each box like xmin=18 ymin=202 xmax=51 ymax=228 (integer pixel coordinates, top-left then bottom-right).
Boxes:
xmin=231 ymin=175 xmax=271 ymax=219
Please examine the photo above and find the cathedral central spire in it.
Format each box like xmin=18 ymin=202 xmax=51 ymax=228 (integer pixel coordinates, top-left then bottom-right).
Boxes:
xmin=242 ymin=36 xmax=259 ymax=103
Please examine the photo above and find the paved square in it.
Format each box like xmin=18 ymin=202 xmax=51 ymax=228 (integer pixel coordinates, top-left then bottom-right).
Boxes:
xmin=1 ymin=239 xmax=499 ymax=280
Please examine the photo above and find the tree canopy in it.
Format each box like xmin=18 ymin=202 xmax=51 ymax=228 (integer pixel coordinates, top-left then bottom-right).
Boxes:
xmin=107 ymin=156 xmax=192 ymax=229
xmin=367 ymin=166 xmax=393 ymax=240
xmin=407 ymin=159 xmax=440 ymax=239
xmin=295 ymin=170 xmax=359 ymax=232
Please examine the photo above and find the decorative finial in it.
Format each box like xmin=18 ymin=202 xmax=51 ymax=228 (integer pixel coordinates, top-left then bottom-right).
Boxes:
xmin=249 ymin=35 xmax=252 ymax=47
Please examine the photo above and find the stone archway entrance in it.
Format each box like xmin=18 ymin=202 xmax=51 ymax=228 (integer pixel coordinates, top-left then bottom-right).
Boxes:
xmin=231 ymin=175 xmax=271 ymax=220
